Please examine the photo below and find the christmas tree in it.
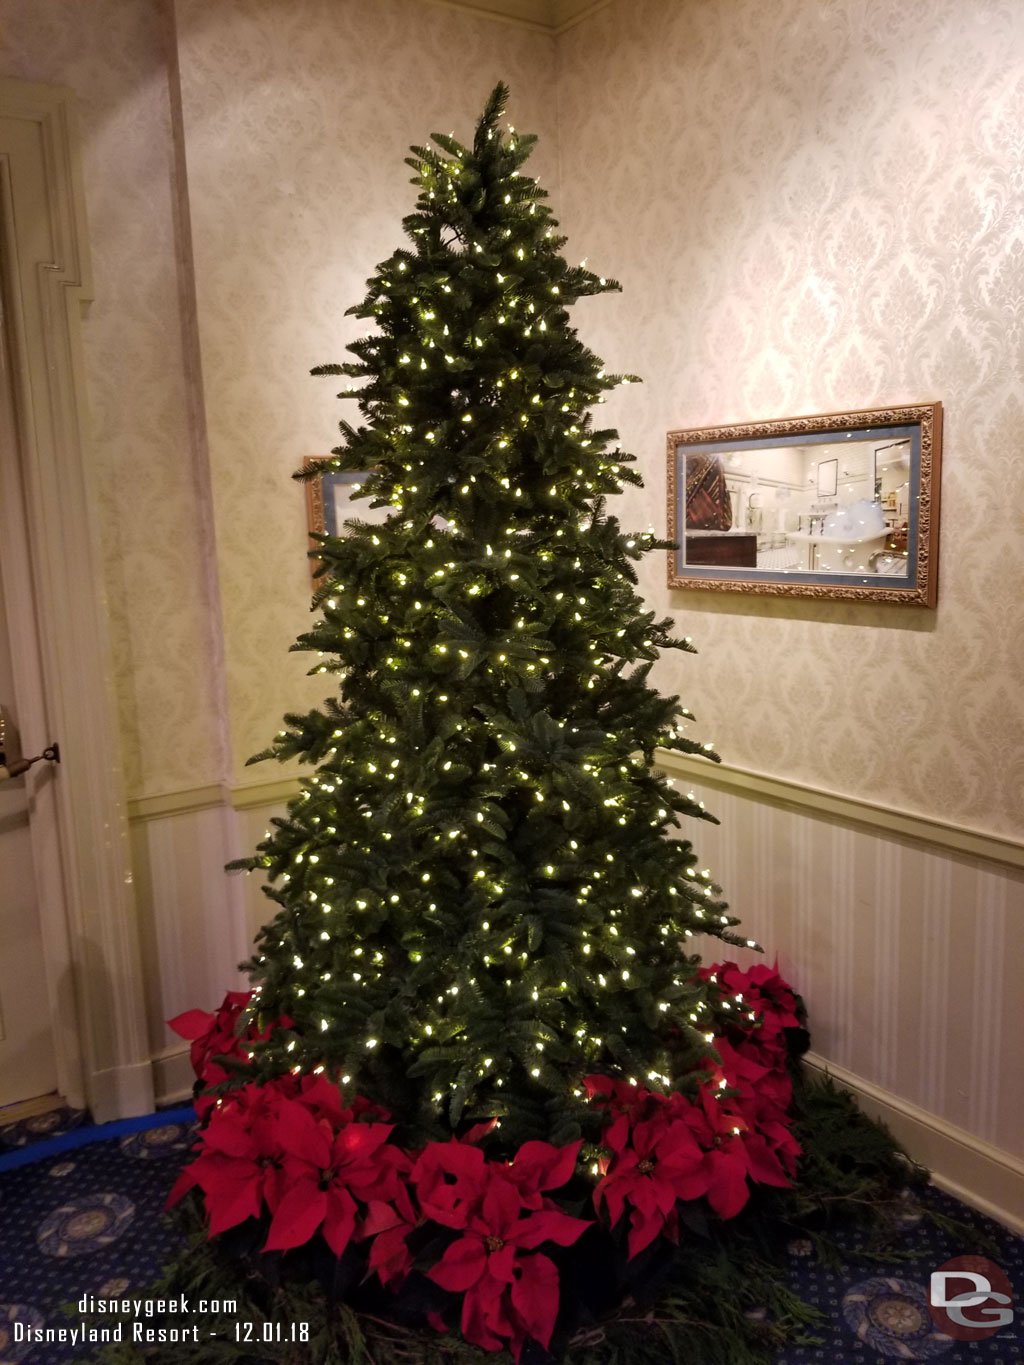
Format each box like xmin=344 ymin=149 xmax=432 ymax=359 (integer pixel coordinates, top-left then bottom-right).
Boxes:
xmin=237 ymin=83 xmax=754 ymax=1151
xmin=150 ymin=85 xmax=933 ymax=1365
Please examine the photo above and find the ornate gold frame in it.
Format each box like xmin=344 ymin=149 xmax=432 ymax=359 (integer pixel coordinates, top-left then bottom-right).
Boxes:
xmin=666 ymin=403 xmax=942 ymax=606
xmin=302 ymin=457 xmax=330 ymax=585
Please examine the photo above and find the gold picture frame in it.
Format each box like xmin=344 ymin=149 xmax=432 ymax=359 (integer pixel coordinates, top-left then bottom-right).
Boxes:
xmin=666 ymin=403 xmax=942 ymax=606
xmin=302 ymin=458 xmax=388 ymax=585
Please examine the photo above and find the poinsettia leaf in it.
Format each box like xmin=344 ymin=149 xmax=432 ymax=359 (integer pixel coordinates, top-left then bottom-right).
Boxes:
xmin=202 ymin=1119 xmax=257 ymax=1160
xmin=205 ymin=1177 xmax=263 ymax=1236
xmin=274 ymin=1097 xmax=332 ymax=1167
xmin=463 ymin=1117 xmax=499 ymax=1144
xmin=461 ymin=1275 xmax=508 ymax=1353
xmin=337 ymin=1120 xmax=395 ymax=1162
xmin=165 ymin=1164 xmax=199 ymax=1209
xmin=427 ymin=1235 xmax=488 ymax=1293
xmin=671 ymin=1164 xmax=713 ymax=1202
xmin=602 ymin=1113 xmax=630 ymax=1153
xmin=298 ymin=1073 xmax=347 ymax=1123
xmin=192 ymin=1153 xmax=258 ymax=1197
xmin=508 ymin=1139 xmax=580 ymax=1196
xmin=509 ymin=1208 xmax=590 ymax=1250
xmin=167 ymin=1009 xmax=214 ymax=1041
xmin=626 ymin=1204 xmax=663 ymax=1259
xmin=510 ymin=1251 xmax=560 ymax=1348
xmin=367 ymin=1224 xmax=414 ymax=1285
xmin=479 ymin=1172 xmax=521 ymax=1235
xmin=742 ymin=1133 xmax=791 ymax=1187
xmin=704 ymin=1146 xmax=750 ymax=1220
xmin=323 ymin=1185 xmax=359 ymax=1258
xmin=487 ymin=1241 xmax=517 ymax=1284
xmin=263 ymin=1182 xmax=326 ymax=1251
xmin=359 ymin=1198 xmax=403 ymax=1239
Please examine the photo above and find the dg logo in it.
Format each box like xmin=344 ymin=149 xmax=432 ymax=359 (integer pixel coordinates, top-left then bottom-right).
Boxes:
xmin=928 ymin=1256 xmax=1014 ymax=1341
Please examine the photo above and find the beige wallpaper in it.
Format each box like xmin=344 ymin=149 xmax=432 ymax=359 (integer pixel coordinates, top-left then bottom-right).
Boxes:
xmin=556 ymin=0 xmax=1024 ymax=841
xmin=0 ymin=0 xmax=229 ymax=798
xmin=10 ymin=0 xmax=1016 ymax=836
xmin=173 ymin=0 xmax=559 ymax=782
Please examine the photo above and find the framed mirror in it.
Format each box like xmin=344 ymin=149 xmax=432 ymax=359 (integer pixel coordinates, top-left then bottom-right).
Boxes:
xmin=302 ymin=459 xmax=390 ymax=585
xmin=666 ymin=403 xmax=941 ymax=605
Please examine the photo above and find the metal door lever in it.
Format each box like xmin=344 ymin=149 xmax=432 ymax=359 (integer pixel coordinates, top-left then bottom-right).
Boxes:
xmin=0 ymin=743 xmax=60 ymax=780
xmin=0 ymin=706 xmax=60 ymax=782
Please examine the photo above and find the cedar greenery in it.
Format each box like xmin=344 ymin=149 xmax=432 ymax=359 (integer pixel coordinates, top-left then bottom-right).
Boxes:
xmin=72 ymin=1077 xmax=973 ymax=1365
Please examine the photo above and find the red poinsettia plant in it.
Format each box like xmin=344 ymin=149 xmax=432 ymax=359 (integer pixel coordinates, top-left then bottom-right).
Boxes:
xmin=167 ymin=992 xmax=292 ymax=1118
xmin=168 ymin=962 xmax=805 ymax=1360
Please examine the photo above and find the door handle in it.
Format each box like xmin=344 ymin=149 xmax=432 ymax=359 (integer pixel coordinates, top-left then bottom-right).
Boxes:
xmin=0 ymin=708 xmax=60 ymax=781
xmin=0 ymin=744 xmax=60 ymax=781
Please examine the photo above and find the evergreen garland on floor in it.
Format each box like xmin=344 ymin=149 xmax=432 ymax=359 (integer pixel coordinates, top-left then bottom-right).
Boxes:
xmin=73 ymin=1076 xmax=958 ymax=1365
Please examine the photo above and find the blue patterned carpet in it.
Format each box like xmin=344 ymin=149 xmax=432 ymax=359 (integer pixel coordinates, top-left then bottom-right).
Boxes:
xmin=0 ymin=1109 xmax=1020 ymax=1364
xmin=771 ymin=1192 xmax=1023 ymax=1363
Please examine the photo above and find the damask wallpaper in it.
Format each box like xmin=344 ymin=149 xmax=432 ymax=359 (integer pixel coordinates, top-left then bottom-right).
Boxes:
xmin=556 ymin=0 xmax=1024 ymax=841
xmin=0 ymin=0 xmax=558 ymax=800
xmin=0 ymin=0 xmax=230 ymax=797
xmin=8 ymin=0 xmax=1018 ymax=835
xmin=174 ymin=0 xmax=559 ymax=787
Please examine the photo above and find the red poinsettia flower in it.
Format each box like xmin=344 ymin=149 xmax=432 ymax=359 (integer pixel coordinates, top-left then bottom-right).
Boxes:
xmin=583 ymin=1074 xmax=655 ymax=1122
xmin=359 ymin=1183 xmax=420 ymax=1287
xmin=595 ymin=1111 xmax=708 ymax=1257
xmin=263 ymin=1098 xmax=410 ymax=1257
xmin=427 ymin=1168 xmax=590 ymax=1359
xmin=673 ymin=1075 xmax=797 ymax=1218
xmin=411 ymin=1139 xmax=489 ymax=1229
xmin=168 ymin=991 xmax=295 ymax=1116
xmin=699 ymin=961 xmax=801 ymax=1053
xmin=168 ymin=990 xmax=254 ymax=1078
xmin=166 ymin=1083 xmax=287 ymax=1233
xmin=500 ymin=1139 xmax=581 ymax=1210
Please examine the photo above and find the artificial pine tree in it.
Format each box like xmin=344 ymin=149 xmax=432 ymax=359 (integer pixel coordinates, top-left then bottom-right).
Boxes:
xmin=238 ymin=83 xmax=754 ymax=1153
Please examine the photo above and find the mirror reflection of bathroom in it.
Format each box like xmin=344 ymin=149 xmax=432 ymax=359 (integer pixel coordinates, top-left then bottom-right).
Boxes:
xmin=683 ymin=435 xmax=912 ymax=575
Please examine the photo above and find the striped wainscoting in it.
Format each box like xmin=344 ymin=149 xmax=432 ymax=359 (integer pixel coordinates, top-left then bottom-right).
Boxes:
xmin=127 ymin=793 xmax=253 ymax=1105
xmin=127 ymin=776 xmax=304 ymax=1103
xmin=659 ymin=752 xmax=1024 ymax=1231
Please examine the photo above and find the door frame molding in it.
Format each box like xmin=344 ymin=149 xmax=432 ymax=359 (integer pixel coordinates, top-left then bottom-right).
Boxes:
xmin=0 ymin=76 xmax=152 ymax=1120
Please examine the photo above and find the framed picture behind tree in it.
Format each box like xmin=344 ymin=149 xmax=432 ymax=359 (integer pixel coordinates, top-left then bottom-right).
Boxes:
xmin=302 ymin=459 xmax=389 ymax=585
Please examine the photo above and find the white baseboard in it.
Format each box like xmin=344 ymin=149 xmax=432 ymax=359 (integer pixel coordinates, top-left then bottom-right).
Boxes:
xmin=87 ymin=1060 xmax=156 ymax=1125
xmin=804 ymin=1051 xmax=1024 ymax=1234
xmin=151 ymin=1045 xmax=197 ymax=1109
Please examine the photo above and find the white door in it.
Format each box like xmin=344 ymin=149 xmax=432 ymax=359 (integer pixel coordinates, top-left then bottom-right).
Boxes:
xmin=0 ymin=578 xmax=58 ymax=1107
xmin=0 ymin=281 xmax=58 ymax=1109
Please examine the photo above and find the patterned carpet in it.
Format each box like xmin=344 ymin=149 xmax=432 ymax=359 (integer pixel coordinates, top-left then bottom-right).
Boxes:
xmin=0 ymin=1106 xmax=1020 ymax=1364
